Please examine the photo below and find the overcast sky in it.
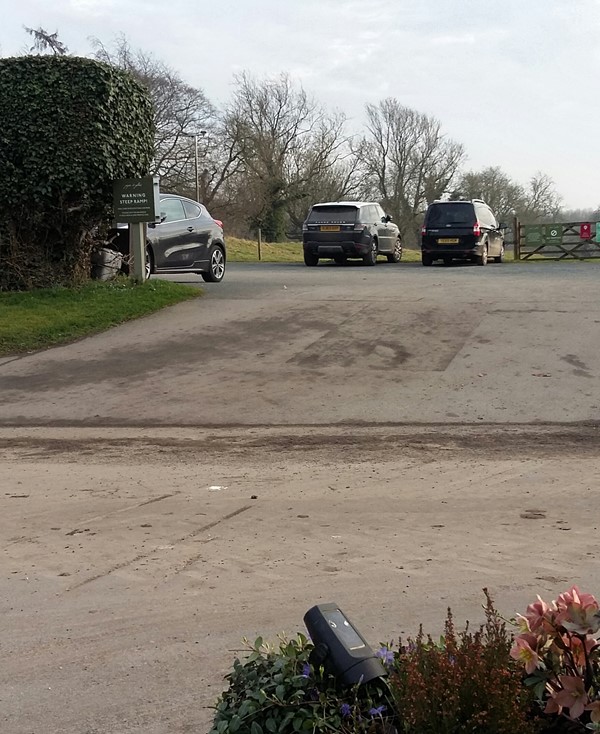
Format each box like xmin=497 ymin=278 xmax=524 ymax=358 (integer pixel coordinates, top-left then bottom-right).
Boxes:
xmin=1 ymin=0 xmax=598 ymax=209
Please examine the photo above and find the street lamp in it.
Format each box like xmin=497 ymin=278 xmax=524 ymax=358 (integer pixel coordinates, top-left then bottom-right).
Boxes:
xmin=182 ymin=130 xmax=206 ymax=203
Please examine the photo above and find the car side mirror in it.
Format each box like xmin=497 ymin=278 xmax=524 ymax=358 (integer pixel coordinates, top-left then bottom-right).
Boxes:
xmin=159 ymin=212 xmax=167 ymax=223
xmin=385 ymin=215 xmax=392 ymax=222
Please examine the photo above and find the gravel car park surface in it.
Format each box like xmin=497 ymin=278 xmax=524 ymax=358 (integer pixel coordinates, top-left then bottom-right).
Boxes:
xmin=1 ymin=260 xmax=600 ymax=733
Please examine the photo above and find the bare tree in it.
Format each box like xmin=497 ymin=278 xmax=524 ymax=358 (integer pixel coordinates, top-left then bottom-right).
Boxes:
xmin=453 ymin=167 xmax=563 ymax=225
xmin=91 ymin=36 xmax=218 ymax=193
xmin=226 ymin=73 xmax=350 ymax=240
xmin=361 ymin=99 xmax=465 ymax=244
xmin=453 ymin=166 xmax=526 ymax=222
xmin=24 ymin=27 xmax=68 ymax=55
xmin=286 ymin=155 xmax=364 ymax=233
xmin=523 ymin=172 xmax=562 ymax=221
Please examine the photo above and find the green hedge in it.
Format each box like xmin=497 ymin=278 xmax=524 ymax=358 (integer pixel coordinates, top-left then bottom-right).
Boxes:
xmin=0 ymin=55 xmax=155 ymax=290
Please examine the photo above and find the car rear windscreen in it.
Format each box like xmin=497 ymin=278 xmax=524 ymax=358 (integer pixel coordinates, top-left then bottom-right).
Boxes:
xmin=307 ymin=206 xmax=357 ymax=224
xmin=426 ymin=203 xmax=476 ymax=227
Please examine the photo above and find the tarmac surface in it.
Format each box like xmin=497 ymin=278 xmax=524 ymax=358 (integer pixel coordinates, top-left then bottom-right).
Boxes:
xmin=1 ymin=260 xmax=600 ymax=733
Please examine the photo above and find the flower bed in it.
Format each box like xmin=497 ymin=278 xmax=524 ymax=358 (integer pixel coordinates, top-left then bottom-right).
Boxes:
xmin=210 ymin=587 xmax=600 ymax=733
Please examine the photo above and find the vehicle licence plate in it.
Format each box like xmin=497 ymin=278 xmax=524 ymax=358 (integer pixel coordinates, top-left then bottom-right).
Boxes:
xmin=320 ymin=225 xmax=340 ymax=232
xmin=438 ymin=238 xmax=459 ymax=244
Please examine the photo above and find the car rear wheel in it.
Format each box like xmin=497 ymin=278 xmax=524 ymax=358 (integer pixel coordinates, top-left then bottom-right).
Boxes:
xmin=421 ymin=253 xmax=433 ymax=266
xmin=387 ymin=238 xmax=403 ymax=263
xmin=304 ymin=252 xmax=319 ymax=267
xmin=145 ymin=246 xmax=153 ymax=279
xmin=476 ymin=244 xmax=488 ymax=266
xmin=201 ymin=245 xmax=226 ymax=282
xmin=494 ymin=245 xmax=504 ymax=263
xmin=363 ymin=241 xmax=378 ymax=266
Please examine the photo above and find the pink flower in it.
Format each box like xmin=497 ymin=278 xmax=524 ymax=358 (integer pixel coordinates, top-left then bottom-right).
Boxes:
xmin=586 ymin=700 xmax=600 ymax=724
xmin=556 ymin=586 xmax=600 ymax=635
xmin=544 ymin=694 xmax=563 ymax=716
xmin=554 ymin=675 xmax=588 ymax=720
xmin=560 ymin=633 xmax=597 ymax=667
xmin=525 ymin=595 xmax=553 ymax=632
xmin=510 ymin=634 xmax=540 ymax=674
xmin=515 ymin=614 xmax=531 ymax=633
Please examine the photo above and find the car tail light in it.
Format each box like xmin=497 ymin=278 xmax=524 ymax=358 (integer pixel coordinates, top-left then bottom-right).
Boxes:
xmin=473 ymin=222 xmax=481 ymax=236
xmin=213 ymin=219 xmax=223 ymax=228
xmin=353 ymin=223 xmax=366 ymax=231
xmin=421 ymin=225 xmax=427 ymax=236
xmin=302 ymin=223 xmax=309 ymax=232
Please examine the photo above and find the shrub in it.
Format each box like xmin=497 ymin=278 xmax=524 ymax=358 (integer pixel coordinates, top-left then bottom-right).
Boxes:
xmin=212 ymin=593 xmax=545 ymax=734
xmin=210 ymin=634 xmax=394 ymax=733
xmin=0 ymin=55 xmax=154 ymax=290
xmin=388 ymin=590 xmax=540 ymax=734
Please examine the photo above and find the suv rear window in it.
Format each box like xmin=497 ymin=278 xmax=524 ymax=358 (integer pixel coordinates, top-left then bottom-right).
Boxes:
xmin=307 ymin=206 xmax=357 ymax=224
xmin=426 ymin=203 xmax=476 ymax=227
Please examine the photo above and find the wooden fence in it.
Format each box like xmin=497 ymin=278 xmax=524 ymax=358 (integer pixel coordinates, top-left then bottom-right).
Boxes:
xmin=514 ymin=220 xmax=600 ymax=260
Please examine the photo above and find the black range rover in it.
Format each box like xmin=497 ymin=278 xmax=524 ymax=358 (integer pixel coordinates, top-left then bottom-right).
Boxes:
xmin=302 ymin=201 xmax=402 ymax=266
xmin=421 ymin=199 xmax=505 ymax=266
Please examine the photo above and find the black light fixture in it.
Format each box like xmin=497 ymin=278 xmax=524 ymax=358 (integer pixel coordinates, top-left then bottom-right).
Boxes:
xmin=304 ymin=602 xmax=387 ymax=686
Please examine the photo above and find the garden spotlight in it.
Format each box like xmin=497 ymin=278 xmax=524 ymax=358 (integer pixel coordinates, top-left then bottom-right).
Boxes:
xmin=303 ymin=603 xmax=387 ymax=686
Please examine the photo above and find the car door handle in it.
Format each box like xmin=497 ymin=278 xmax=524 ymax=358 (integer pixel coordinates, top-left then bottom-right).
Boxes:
xmin=187 ymin=226 xmax=194 ymax=232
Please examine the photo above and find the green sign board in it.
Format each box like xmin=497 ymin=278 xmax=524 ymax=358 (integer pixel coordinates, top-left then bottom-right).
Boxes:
xmin=542 ymin=224 xmax=562 ymax=244
xmin=523 ymin=225 xmax=543 ymax=245
xmin=596 ymin=223 xmax=600 ymax=243
xmin=523 ymin=224 xmax=563 ymax=246
xmin=113 ymin=176 xmax=159 ymax=223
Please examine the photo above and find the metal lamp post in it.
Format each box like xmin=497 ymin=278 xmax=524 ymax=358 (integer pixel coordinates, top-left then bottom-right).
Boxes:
xmin=183 ymin=130 xmax=206 ymax=203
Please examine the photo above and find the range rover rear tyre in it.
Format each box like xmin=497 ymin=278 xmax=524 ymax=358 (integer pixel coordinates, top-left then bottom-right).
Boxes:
xmin=387 ymin=238 xmax=403 ymax=263
xmin=363 ymin=241 xmax=378 ymax=266
xmin=421 ymin=253 xmax=433 ymax=266
xmin=304 ymin=252 xmax=319 ymax=267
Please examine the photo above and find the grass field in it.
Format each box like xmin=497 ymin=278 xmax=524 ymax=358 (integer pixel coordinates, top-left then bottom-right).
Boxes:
xmin=226 ymin=237 xmax=423 ymax=263
xmin=0 ymin=279 xmax=200 ymax=356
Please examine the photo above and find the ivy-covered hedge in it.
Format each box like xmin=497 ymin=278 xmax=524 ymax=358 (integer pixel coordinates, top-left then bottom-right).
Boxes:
xmin=0 ymin=55 xmax=155 ymax=290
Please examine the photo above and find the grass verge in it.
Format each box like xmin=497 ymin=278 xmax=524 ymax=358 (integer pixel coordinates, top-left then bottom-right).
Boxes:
xmin=227 ymin=237 xmax=304 ymax=262
xmin=227 ymin=237 xmax=423 ymax=263
xmin=0 ymin=278 xmax=200 ymax=356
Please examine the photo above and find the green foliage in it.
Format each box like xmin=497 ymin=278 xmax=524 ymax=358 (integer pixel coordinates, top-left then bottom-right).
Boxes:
xmin=0 ymin=55 xmax=155 ymax=290
xmin=0 ymin=278 xmax=199 ymax=355
xmin=213 ymin=594 xmax=554 ymax=734
xmin=389 ymin=591 xmax=541 ymax=734
xmin=259 ymin=203 xmax=288 ymax=243
xmin=210 ymin=634 xmax=393 ymax=734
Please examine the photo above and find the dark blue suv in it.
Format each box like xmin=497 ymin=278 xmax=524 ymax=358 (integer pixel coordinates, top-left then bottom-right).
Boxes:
xmin=302 ymin=201 xmax=402 ymax=266
xmin=421 ymin=199 xmax=505 ymax=266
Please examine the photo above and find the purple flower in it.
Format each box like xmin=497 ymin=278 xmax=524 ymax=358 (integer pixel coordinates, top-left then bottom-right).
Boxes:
xmin=301 ymin=663 xmax=311 ymax=678
xmin=369 ymin=705 xmax=386 ymax=717
xmin=340 ymin=703 xmax=352 ymax=718
xmin=375 ymin=646 xmax=395 ymax=666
